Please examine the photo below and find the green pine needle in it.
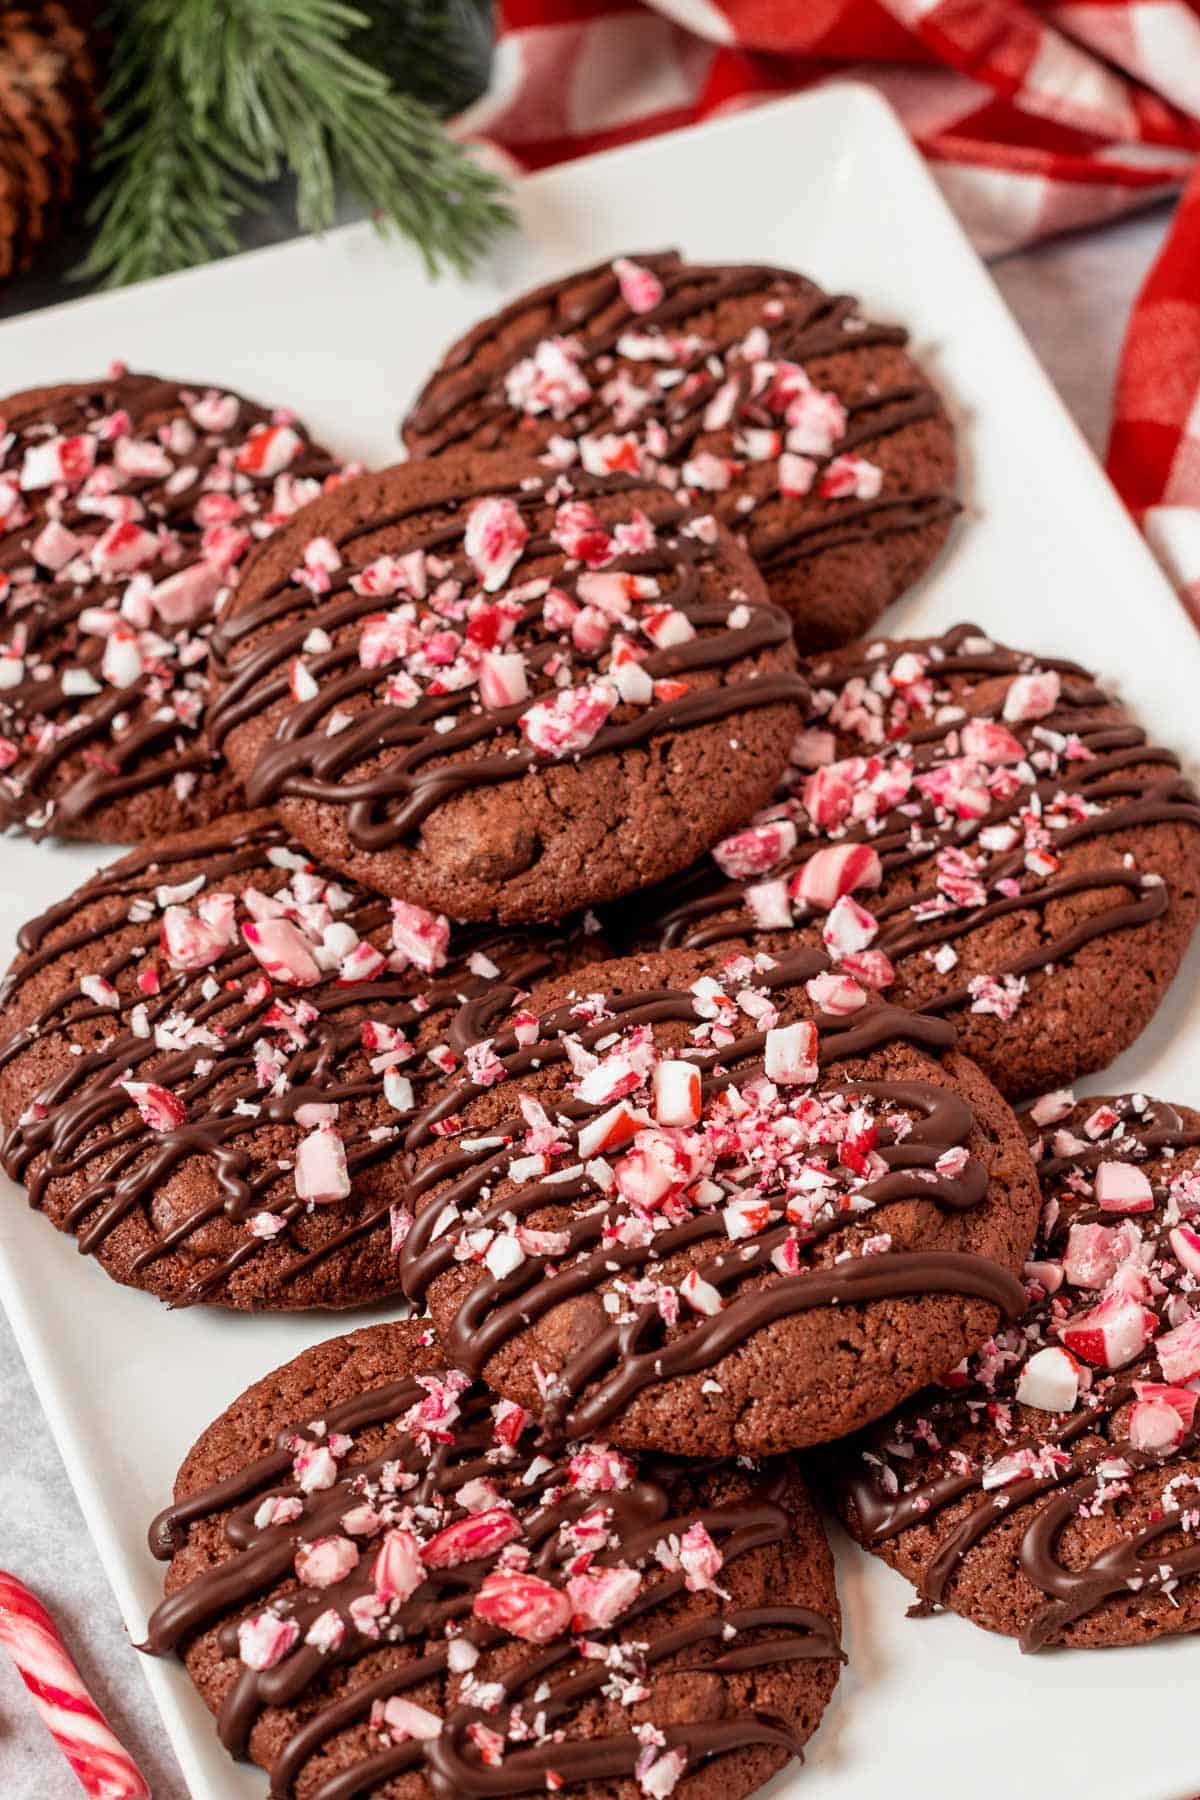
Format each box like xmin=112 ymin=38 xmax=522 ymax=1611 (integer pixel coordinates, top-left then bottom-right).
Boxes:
xmin=83 ymin=0 xmax=513 ymax=288
xmin=352 ymin=0 xmax=492 ymax=115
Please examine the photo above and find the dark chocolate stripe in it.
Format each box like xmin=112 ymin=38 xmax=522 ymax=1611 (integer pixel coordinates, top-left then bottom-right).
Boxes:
xmin=844 ymin=1095 xmax=1200 ymax=1651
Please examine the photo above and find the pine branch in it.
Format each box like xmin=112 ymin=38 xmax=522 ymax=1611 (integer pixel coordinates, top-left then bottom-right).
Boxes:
xmin=79 ymin=6 xmax=259 ymax=285
xmin=83 ymin=0 xmax=512 ymax=288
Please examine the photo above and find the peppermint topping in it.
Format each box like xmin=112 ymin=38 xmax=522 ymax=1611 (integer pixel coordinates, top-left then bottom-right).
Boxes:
xmin=649 ymin=626 xmax=1199 ymax=1076
xmin=405 ymin=256 xmax=942 ymax=574
xmin=397 ymin=953 xmax=1018 ymax=1448
xmin=207 ymin=469 xmax=802 ymax=880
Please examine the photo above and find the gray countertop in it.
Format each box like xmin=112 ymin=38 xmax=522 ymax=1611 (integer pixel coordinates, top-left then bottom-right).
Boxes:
xmin=0 ymin=201 xmax=1175 ymax=1798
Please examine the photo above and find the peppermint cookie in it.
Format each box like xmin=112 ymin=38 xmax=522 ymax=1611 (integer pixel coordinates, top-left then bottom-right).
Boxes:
xmin=836 ymin=1092 xmax=1200 ymax=1651
xmin=402 ymin=253 xmax=959 ymax=650
xmin=0 ymin=813 xmax=566 ymax=1309
xmin=0 ymin=368 xmax=342 ymax=841
xmin=397 ymin=949 xmax=1039 ymax=1457
xmin=143 ymin=1318 xmax=843 ymax=1800
xmin=618 ymin=625 xmax=1200 ymax=1099
xmin=208 ymin=452 xmax=806 ymax=923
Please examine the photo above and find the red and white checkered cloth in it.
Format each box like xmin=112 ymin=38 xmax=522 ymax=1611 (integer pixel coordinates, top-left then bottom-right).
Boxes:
xmin=459 ymin=0 xmax=1200 ymax=621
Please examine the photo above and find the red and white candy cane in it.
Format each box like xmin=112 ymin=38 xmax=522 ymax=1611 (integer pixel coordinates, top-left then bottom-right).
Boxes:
xmin=0 ymin=1571 xmax=149 ymax=1799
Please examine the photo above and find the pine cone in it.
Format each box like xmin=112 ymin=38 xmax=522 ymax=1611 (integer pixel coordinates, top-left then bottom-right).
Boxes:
xmin=0 ymin=2 xmax=101 ymax=278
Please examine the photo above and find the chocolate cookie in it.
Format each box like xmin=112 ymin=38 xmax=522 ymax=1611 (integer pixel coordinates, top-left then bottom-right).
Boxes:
xmin=0 ymin=368 xmax=344 ymax=841
xmin=142 ymin=1318 xmax=843 ymax=1800
xmin=834 ymin=1091 xmax=1200 ymax=1651
xmin=0 ymin=813 xmax=574 ymax=1310
xmin=207 ymin=452 xmax=806 ymax=924
xmin=614 ymin=625 xmax=1200 ymax=1099
xmin=401 ymin=253 xmax=959 ymax=650
xmin=396 ymin=948 xmax=1040 ymax=1457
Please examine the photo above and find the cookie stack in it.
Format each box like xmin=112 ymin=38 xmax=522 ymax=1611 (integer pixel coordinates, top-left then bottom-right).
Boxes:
xmin=2 ymin=253 xmax=1199 ymax=1800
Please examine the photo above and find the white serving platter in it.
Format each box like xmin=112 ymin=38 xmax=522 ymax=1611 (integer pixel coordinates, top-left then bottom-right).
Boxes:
xmin=0 ymin=82 xmax=1198 ymax=1800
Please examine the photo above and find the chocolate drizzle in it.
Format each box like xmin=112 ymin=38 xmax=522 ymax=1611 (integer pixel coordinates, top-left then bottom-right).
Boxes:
xmin=843 ymin=1094 xmax=1200 ymax=1651
xmin=142 ymin=1327 xmax=843 ymax=1797
xmin=402 ymin=251 xmax=958 ymax=571
xmin=398 ymin=952 xmax=1028 ymax=1445
xmin=625 ymin=623 xmax=1200 ymax=1037
xmin=0 ymin=371 xmax=339 ymax=836
xmin=0 ymin=815 xmax=560 ymax=1308
xmin=207 ymin=465 xmax=806 ymax=857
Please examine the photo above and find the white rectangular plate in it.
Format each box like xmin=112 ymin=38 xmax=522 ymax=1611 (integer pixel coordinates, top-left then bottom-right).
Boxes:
xmin=1 ymin=83 xmax=1198 ymax=1800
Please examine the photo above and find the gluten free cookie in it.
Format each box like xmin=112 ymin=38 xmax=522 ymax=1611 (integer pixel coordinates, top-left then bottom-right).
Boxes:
xmin=397 ymin=948 xmax=1040 ymax=1458
xmin=617 ymin=625 xmax=1200 ymax=1099
xmin=0 ymin=813 xmax=569 ymax=1310
xmin=142 ymin=1318 xmax=843 ymax=1800
xmin=402 ymin=253 xmax=958 ymax=650
xmin=208 ymin=452 xmax=806 ymax=924
xmin=835 ymin=1092 xmax=1200 ymax=1651
xmin=0 ymin=368 xmax=343 ymax=841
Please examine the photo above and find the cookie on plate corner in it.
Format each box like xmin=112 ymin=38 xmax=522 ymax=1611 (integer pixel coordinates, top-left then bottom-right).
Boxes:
xmin=834 ymin=1091 xmax=1200 ymax=1651
xmin=142 ymin=1316 xmax=844 ymax=1800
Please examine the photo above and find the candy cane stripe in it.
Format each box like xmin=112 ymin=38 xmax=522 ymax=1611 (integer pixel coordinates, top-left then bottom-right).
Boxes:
xmin=0 ymin=1572 xmax=149 ymax=1800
